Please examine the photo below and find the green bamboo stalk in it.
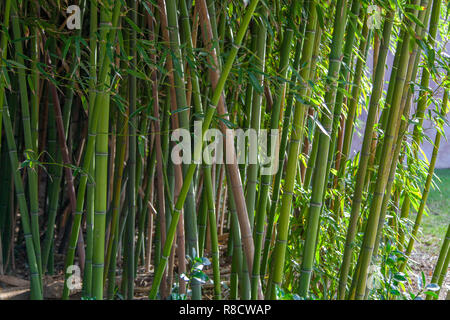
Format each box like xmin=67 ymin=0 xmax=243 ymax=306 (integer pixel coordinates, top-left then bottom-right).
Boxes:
xmin=30 ymin=2 xmax=39 ymax=155
xmin=163 ymin=0 xmax=202 ymax=299
xmin=340 ymin=20 xmax=370 ymax=165
xmin=82 ymin=0 xmax=98 ymax=297
xmin=400 ymin=68 xmax=447 ymax=272
xmin=134 ymin=137 xmax=157 ymax=274
xmin=103 ymin=109 xmax=128 ymax=292
xmin=301 ymin=23 xmax=324 ymax=191
xmin=105 ymin=161 xmax=127 ymax=299
xmin=260 ymin=30 xmax=304 ymax=280
xmin=124 ymin=0 xmax=137 ymax=299
xmin=229 ymin=211 xmax=242 ymax=299
xmin=398 ymin=0 xmax=442 ymax=247
xmin=353 ymin=6 xmax=417 ymax=298
xmin=2 ymin=102 xmax=42 ymax=299
xmin=266 ymin=0 xmax=317 ymax=299
xmin=426 ymin=224 xmax=450 ymax=300
xmin=83 ymin=159 xmax=95 ymax=297
xmin=179 ymin=0 xmax=203 ymax=116
xmin=62 ymin=0 xmax=122 ymax=300
xmin=42 ymin=99 xmax=60 ymax=272
xmin=252 ymin=22 xmax=293 ymax=299
xmin=435 ymin=237 xmax=450 ymax=299
xmin=246 ymin=12 xmax=267 ymax=234
xmin=204 ymin=165 xmax=221 ymax=299
xmin=411 ymin=0 xmax=442 ymax=151
xmin=325 ymin=0 xmax=361 ymax=193
xmin=92 ymin=91 xmax=111 ymax=300
xmin=0 ymin=0 xmax=11 ymax=153
xmin=149 ymin=0 xmax=260 ymax=299
xmin=227 ymin=169 xmax=248 ymax=299
xmin=334 ymin=15 xmax=369 ymax=225
xmin=337 ymin=9 xmax=395 ymax=299
xmin=372 ymin=0 xmax=431 ymax=263
xmin=298 ymin=0 xmax=348 ymax=298
xmin=10 ymin=0 xmax=42 ymax=282
xmin=240 ymin=31 xmax=257 ymax=178
xmin=198 ymin=190 xmax=208 ymax=257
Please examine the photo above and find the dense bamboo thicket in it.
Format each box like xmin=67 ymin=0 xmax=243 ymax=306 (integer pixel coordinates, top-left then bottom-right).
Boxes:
xmin=0 ymin=0 xmax=449 ymax=300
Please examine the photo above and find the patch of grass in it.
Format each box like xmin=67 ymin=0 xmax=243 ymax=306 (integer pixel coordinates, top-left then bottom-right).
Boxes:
xmin=407 ymin=169 xmax=450 ymax=299
xmin=424 ymin=169 xmax=450 ymax=241
xmin=407 ymin=169 xmax=450 ymax=255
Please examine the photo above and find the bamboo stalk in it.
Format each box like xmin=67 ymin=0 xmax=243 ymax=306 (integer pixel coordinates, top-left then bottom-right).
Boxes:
xmin=401 ymin=67 xmax=447 ymax=272
xmin=10 ymin=0 xmax=42 ymax=284
xmin=149 ymin=0 xmax=260 ymax=300
xmin=398 ymin=0 xmax=442 ymax=250
xmin=427 ymin=224 xmax=450 ymax=299
xmin=337 ymin=9 xmax=395 ymax=299
xmin=0 ymin=0 xmax=12 ymax=154
xmin=2 ymin=102 xmax=42 ymax=299
xmin=204 ymin=165 xmax=221 ymax=299
xmin=267 ymin=0 xmax=318 ymax=299
xmin=353 ymin=4 xmax=419 ymax=298
xmin=299 ymin=0 xmax=348 ymax=298
xmin=253 ymin=17 xmax=293 ymax=299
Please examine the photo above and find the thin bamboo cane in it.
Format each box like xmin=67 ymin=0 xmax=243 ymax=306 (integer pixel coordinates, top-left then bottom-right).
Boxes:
xmin=163 ymin=0 xmax=202 ymax=298
xmin=135 ymin=137 xmax=156 ymax=274
xmin=435 ymin=229 xmax=450 ymax=299
xmin=227 ymin=175 xmax=245 ymax=299
xmin=259 ymin=17 xmax=310 ymax=278
xmin=299 ymin=0 xmax=348 ymax=298
xmin=0 ymin=0 xmax=12 ymax=155
xmin=252 ymin=19 xmax=293 ymax=299
xmin=337 ymin=9 xmax=395 ymax=299
xmin=47 ymin=49 xmax=87 ymax=265
xmin=2 ymin=102 xmax=42 ymax=299
xmin=353 ymin=5 xmax=418 ymax=298
xmin=324 ymin=0 xmax=361 ymax=193
xmin=198 ymin=189 xmax=209 ymax=257
xmin=426 ymin=223 xmax=450 ymax=299
xmin=400 ymin=68 xmax=447 ymax=273
xmin=266 ymin=0 xmax=317 ymax=299
xmin=204 ymin=165 xmax=221 ymax=299
xmin=199 ymin=0 xmax=262 ymax=298
xmin=372 ymin=0 xmax=431 ymax=263
xmin=62 ymin=0 xmax=122 ymax=300
xmin=398 ymin=0 xmax=442 ymax=248
xmin=334 ymin=15 xmax=369 ymax=227
xmin=30 ymin=2 xmax=39 ymax=162
xmin=124 ymin=0 xmax=138 ymax=299
xmin=301 ymin=23 xmax=324 ymax=191
xmin=149 ymin=0 xmax=260 ymax=299
xmin=246 ymin=12 xmax=267 ymax=233
xmin=104 ymin=111 xmax=128 ymax=294
xmin=83 ymin=0 xmax=98 ymax=295
xmin=10 ymin=0 xmax=42 ymax=283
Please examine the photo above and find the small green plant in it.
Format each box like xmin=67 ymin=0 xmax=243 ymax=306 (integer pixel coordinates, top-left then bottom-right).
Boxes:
xmin=182 ymin=255 xmax=212 ymax=287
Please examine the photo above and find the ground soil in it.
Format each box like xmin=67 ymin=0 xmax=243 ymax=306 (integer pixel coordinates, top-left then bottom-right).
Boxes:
xmin=407 ymin=234 xmax=449 ymax=300
xmin=0 ymin=231 xmax=447 ymax=300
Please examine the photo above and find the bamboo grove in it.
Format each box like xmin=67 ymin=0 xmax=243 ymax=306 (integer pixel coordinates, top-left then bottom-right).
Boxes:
xmin=0 ymin=0 xmax=449 ymax=300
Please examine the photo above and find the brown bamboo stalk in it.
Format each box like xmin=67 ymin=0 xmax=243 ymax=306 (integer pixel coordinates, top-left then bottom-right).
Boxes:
xmin=197 ymin=0 xmax=262 ymax=298
xmin=147 ymin=7 xmax=168 ymax=298
xmin=47 ymin=58 xmax=85 ymax=270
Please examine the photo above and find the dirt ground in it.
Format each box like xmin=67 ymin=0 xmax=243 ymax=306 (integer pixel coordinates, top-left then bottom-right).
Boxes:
xmin=407 ymin=235 xmax=449 ymax=300
xmin=0 ymin=231 xmax=447 ymax=300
